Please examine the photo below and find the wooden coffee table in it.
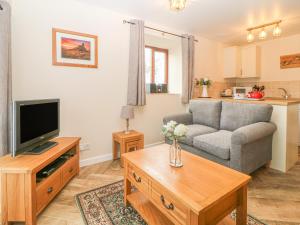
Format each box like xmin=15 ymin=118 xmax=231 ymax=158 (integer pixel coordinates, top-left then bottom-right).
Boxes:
xmin=123 ymin=144 xmax=251 ymax=225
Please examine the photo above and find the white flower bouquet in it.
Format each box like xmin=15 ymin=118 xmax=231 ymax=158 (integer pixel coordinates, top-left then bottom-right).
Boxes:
xmin=162 ymin=121 xmax=188 ymax=167
xmin=162 ymin=121 xmax=188 ymax=141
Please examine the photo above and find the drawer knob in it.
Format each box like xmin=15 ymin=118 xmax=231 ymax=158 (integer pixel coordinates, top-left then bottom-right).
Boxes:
xmin=133 ymin=172 xmax=141 ymax=183
xmin=47 ymin=187 xmax=53 ymax=194
xmin=69 ymin=168 xmax=73 ymax=173
xmin=160 ymin=195 xmax=174 ymax=210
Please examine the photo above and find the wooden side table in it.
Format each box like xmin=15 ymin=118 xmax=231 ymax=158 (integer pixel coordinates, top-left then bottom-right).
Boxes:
xmin=112 ymin=130 xmax=144 ymax=167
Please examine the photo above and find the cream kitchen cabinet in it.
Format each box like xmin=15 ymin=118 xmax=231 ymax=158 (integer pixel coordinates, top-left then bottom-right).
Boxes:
xmin=241 ymin=45 xmax=261 ymax=78
xmin=223 ymin=46 xmax=241 ymax=78
xmin=223 ymin=45 xmax=261 ymax=78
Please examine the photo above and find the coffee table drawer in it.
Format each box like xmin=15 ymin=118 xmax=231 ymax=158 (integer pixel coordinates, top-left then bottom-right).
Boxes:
xmin=127 ymin=163 xmax=148 ymax=193
xmin=150 ymin=182 xmax=188 ymax=225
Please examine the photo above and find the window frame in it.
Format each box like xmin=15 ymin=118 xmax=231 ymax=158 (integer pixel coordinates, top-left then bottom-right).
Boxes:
xmin=145 ymin=45 xmax=169 ymax=85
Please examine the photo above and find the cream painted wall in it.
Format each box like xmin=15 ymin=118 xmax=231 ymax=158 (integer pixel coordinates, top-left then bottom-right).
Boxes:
xmin=255 ymin=34 xmax=300 ymax=81
xmin=231 ymin=34 xmax=300 ymax=82
xmin=10 ymin=0 xmax=223 ymax=161
xmin=194 ymin=37 xmax=224 ymax=82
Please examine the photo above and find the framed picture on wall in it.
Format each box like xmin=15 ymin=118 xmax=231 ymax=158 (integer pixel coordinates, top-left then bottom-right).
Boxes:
xmin=52 ymin=28 xmax=98 ymax=68
xmin=280 ymin=53 xmax=300 ymax=69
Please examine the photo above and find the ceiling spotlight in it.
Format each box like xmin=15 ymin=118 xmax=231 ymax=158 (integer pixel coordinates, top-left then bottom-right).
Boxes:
xmin=259 ymin=28 xmax=267 ymax=40
xmin=169 ymin=0 xmax=187 ymax=11
xmin=273 ymin=24 xmax=282 ymax=37
xmin=247 ymin=31 xmax=254 ymax=42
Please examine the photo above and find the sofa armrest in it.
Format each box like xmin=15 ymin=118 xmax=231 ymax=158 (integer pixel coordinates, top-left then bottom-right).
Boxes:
xmin=163 ymin=113 xmax=193 ymax=125
xmin=232 ymin=122 xmax=277 ymax=145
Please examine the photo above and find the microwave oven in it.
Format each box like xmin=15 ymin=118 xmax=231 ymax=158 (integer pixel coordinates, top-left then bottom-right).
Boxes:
xmin=233 ymin=87 xmax=252 ymax=99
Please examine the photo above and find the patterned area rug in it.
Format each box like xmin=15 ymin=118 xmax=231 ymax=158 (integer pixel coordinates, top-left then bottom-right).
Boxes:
xmin=75 ymin=180 xmax=266 ymax=225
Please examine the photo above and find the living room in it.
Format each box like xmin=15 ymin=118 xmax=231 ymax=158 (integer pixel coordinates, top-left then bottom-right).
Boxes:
xmin=0 ymin=0 xmax=300 ymax=225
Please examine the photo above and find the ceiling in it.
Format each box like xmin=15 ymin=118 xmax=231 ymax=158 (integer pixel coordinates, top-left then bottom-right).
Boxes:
xmin=79 ymin=0 xmax=300 ymax=45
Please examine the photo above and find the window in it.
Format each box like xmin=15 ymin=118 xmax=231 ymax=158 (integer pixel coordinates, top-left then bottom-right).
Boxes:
xmin=145 ymin=46 xmax=169 ymax=93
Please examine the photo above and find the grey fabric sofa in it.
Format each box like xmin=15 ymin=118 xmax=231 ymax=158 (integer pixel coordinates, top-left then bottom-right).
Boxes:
xmin=163 ymin=100 xmax=277 ymax=174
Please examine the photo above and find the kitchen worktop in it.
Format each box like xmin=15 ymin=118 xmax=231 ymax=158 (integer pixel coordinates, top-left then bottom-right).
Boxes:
xmin=193 ymin=97 xmax=300 ymax=106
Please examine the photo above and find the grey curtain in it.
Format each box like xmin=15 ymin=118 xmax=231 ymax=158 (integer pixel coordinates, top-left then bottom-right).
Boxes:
xmin=127 ymin=19 xmax=146 ymax=106
xmin=0 ymin=1 xmax=12 ymax=156
xmin=181 ymin=35 xmax=195 ymax=104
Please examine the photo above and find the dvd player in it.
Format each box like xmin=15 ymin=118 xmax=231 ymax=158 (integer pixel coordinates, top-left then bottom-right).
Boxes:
xmin=36 ymin=147 xmax=76 ymax=183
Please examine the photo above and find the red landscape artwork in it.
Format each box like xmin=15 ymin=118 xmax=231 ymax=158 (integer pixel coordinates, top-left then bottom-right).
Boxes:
xmin=61 ymin=37 xmax=91 ymax=60
xmin=280 ymin=53 xmax=300 ymax=69
xmin=53 ymin=28 xmax=98 ymax=68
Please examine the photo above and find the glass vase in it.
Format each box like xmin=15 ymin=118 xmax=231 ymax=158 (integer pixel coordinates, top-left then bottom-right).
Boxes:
xmin=169 ymin=139 xmax=183 ymax=168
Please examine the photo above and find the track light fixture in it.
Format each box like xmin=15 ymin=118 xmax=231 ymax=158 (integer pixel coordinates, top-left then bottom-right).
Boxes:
xmin=258 ymin=28 xmax=267 ymax=40
xmin=247 ymin=31 xmax=254 ymax=42
xmin=246 ymin=20 xmax=282 ymax=42
xmin=273 ymin=23 xmax=282 ymax=37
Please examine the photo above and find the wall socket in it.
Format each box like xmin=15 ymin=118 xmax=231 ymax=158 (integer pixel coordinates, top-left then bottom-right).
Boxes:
xmin=80 ymin=143 xmax=90 ymax=151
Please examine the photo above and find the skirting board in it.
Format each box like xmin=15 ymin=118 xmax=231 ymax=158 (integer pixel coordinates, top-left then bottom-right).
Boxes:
xmin=79 ymin=141 xmax=164 ymax=167
xmin=80 ymin=153 xmax=113 ymax=167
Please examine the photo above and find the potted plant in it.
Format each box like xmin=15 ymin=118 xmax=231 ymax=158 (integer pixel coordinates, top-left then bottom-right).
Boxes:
xmin=162 ymin=121 xmax=188 ymax=167
xmin=195 ymin=78 xmax=212 ymax=98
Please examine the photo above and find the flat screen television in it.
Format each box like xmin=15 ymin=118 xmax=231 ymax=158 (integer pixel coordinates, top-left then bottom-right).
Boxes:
xmin=12 ymin=99 xmax=60 ymax=157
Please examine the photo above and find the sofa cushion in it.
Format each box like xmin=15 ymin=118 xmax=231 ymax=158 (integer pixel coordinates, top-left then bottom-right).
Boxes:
xmin=180 ymin=124 xmax=217 ymax=146
xmin=189 ymin=100 xmax=222 ymax=129
xmin=220 ymin=102 xmax=273 ymax=131
xmin=193 ymin=130 xmax=232 ymax=160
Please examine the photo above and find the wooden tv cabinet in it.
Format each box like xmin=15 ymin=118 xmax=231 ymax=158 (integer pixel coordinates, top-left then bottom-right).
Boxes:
xmin=0 ymin=137 xmax=81 ymax=225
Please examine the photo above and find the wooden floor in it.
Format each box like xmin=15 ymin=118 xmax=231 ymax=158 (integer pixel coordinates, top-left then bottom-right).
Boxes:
xmin=248 ymin=154 xmax=300 ymax=225
xmin=7 ymin=153 xmax=300 ymax=225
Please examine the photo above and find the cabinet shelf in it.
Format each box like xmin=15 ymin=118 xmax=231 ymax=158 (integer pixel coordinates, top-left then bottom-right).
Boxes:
xmin=127 ymin=190 xmax=174 ymax=225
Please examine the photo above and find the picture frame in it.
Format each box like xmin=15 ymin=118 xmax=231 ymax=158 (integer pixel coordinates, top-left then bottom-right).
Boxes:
xmin=52 ymin=28 xmax=98 ymax=68
xmin=280 ymin=53 xmax=300 ymax=69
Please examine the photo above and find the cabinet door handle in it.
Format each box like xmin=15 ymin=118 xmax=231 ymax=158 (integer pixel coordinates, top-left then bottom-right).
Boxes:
xmin=69 ymin=168 xmax=73 ymax=173
xmin=160 ymin=195 xmax=174 ymax=210
xmin=47 ymin=187 xmax=53 ymax=194
xmin=132 ymin=172 xmax=141 ymax=183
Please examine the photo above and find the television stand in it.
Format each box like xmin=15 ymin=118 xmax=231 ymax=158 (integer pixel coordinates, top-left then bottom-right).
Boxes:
xmin=24 ymin=141 xmax=58 ymax=155
xmin=0 ymin=137 xmax=80 ymax=225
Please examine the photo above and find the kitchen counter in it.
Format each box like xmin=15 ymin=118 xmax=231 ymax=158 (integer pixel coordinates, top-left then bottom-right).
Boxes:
xmin=193 ymin=97 xmax=300 ymax=106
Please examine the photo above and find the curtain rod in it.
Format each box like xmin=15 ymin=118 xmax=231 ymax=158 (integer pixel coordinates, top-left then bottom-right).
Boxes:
xmin=123 ymin=20 xmax=198 ymax=42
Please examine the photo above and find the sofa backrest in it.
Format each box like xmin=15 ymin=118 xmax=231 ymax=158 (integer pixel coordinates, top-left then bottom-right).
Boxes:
xmin=220 ymin=102 xmax=273 ymax=131
xmin=189 ymin=100 xmax=222 ymax=129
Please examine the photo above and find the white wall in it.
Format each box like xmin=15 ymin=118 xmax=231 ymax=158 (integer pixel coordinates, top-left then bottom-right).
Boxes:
xmin=10 ymin=0 xmax=223 ymax=162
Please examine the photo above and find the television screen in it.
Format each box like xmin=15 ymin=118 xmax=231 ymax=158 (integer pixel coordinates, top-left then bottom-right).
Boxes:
xmin=13 ymin=99 xmax=60 ymax=156
xmin=20 ymin=102 xmax=59 ymax=144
